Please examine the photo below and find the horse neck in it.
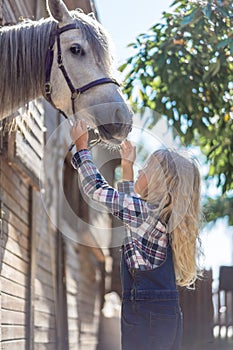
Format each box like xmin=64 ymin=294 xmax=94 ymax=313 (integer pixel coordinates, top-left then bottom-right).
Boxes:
xmin=0 ymin=19 xmax=56 ymax=120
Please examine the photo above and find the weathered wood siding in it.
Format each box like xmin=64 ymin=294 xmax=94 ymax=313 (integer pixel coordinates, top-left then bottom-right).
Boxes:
xmin=65 ymin=242 xmax=104 ymax=350
xmin=32 ymin=190 xmax=58 ymax=350
xmin=1 ymin=157 xmax=30 ymax=350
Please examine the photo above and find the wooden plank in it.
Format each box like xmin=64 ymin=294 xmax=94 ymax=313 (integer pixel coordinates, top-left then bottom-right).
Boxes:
xmin=2 ymin=191 xmax=29 ymax=225
xmin=69 ymin=344 xmax=81 ymax=350
xmin=1 ymin=248 xmax=28 ymax=272
xmin=1 ymin=309 xmax=26 ymax=325
xmin=34 ymin=328 xmax=56 ymax=343
xmin=68 ymin=329 xmax=79 ymax=343
xmin=34 ymin=279 xmax=56 ymax=303
xmin=35 ymin=228 xmax=56 ymax=268
xmin=16 ymin=119 xmax=43 ymax=159
xmin=1 ymin=325 xmax=25 ymax=341
xmin=67 ymin=318 xmax=80 ymax=331
xmin=2 ymin=205 xmax=29 ymax=239
xmin=67 ymin=293 xmax=79 ymax=307
xmin=17 ymin=113 xmax=44 ymax=144
xmin=15 ymin=131 xmax=42 ymax=174
xmin=7 ymin=158 xmax=40 ymax=191
xmin=4 ymin=128 xmax=42 ymax=189
xmin=2 ymin=232 xmax=29 ymax=262
xmin=7 ymin=223 xmax=29 ymax=252
xmin=2 ymin=189 xmax=29 ymax=222
xmin=34 ymin=309 xmax=56 ymax=329
xmin=1 ymin=171 xmax=29 ymax=210
xmin=67 ymin=303 xmax=79 ymax=318
xmin=1 ymin=262 xmax=27 ymax=286
xmin=1 ymin=339 xmax=26 ymax=350
xmin=36 ymin=252 xmax=54 ymax=274
xmin=66 ymin=275 xmax=79 ymax=295
xmin=2 ymin=293 xmax=26 ymax=312
xmin=31 ymin=101 xmax=45 ymax=128
xmin=2 ymin=0 xmax=16 ymax=23
xmin=1 ymin=276 xmax=26 ymax=299
xmin=34 ymin=298 xmax=56 ymax=316
xmin=34 ymin=343 xmax=56 ymax=350
xmin=8 ymin=0 xmax=33 ymax=19
xmin=1 ymin=159 xmax=29 ymax=199
xmin=35 ymin=264 xmax=56 ymax=289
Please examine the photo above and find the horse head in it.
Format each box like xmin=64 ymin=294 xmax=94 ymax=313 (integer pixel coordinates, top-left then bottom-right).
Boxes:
xmin=46 ymin=0 xmax=133 ymax=145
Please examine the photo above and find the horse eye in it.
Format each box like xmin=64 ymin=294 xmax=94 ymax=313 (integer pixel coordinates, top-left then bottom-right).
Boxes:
xmin=70 ymin=44 xmax=84 ymax=56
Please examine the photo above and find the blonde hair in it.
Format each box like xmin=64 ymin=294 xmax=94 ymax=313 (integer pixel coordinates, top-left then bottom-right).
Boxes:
xmin=140 ymin=149 xmax=202 ymax=288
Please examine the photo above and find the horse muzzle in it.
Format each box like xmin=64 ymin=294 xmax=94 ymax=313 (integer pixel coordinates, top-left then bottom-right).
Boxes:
xmin=97 ymin=122 xmax=132 ymax=145
xmin=95 ymin=102 xmax=133 ymax=143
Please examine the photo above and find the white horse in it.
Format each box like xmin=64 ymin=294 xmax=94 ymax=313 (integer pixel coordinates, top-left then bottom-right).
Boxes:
xmin=0 ymin=0 xmax=133 ymax=144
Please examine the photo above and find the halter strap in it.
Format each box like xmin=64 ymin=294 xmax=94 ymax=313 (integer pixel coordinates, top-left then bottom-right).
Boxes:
xmin=44 ymin=22 xmax=120 ymax=119
xmin=57 ymin=23 xmax=77 ymax=34
xmin=76 ymin=77 xmax=119 ymax=94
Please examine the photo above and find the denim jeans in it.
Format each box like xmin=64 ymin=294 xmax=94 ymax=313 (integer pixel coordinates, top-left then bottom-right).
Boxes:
xmin=121 ymin=245 xmax=183 ymax=350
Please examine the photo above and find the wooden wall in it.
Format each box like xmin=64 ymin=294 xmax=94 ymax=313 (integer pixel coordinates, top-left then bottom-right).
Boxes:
xmin=0 ymin=1 xmax=111 ymax=349
xmin=0 ymin=157 xmax=30 ymax=349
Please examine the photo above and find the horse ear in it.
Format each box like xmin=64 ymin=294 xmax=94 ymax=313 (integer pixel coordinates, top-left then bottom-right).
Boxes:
xmin=46 ymin=0 xmax=73 ymax=23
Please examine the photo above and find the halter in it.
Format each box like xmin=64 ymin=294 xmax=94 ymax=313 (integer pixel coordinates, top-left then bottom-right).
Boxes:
xmin=44 ymin=23 xmax=120 ymax=119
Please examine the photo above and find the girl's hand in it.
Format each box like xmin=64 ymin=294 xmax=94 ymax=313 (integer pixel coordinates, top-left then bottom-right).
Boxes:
xmin=70 ymin=120 xmax=88 ymax=151
xmin=120 ymin=140 xmax=136 ymax=165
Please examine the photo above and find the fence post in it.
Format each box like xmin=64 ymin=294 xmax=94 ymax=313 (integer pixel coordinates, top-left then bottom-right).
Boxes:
xmin=179 ymin=269 xmax=214 ymax=349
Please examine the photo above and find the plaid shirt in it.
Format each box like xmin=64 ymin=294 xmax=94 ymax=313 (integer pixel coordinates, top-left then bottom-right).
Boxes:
xmin=71 ymin=149 xmax=168 ymax=271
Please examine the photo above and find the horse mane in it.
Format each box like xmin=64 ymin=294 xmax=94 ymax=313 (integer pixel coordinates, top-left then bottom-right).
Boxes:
xmin=0 ymin=18 xmax=55 ymax=116
xmin=0 ymin=9 xmax=114 ymax=117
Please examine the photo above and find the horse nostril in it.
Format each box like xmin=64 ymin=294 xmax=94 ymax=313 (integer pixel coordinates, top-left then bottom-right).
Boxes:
xmin=97 ymin=116 xmax=133 ymax=142
xmin=113 ymin=122 xmax=123 ymax=131
xmin=126 ymin=123 xmax=132 ymax=133
xmin=98 ymin=124 xmax=113 ymax=139
xmin=106 ymin=123 xmax=131 ymax=137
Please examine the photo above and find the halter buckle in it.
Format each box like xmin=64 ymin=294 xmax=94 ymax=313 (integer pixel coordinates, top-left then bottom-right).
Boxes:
xmin=44 ymin=82 xmax=52 ymax=96
xmin=58 ymin=54 xmax=63 ymax=67
xmin=71 ymin=91 xmax=80 ymax=100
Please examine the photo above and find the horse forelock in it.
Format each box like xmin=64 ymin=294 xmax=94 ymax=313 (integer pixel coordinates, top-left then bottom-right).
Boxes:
xmin=70 ymin=10 xmax=114 ymax=74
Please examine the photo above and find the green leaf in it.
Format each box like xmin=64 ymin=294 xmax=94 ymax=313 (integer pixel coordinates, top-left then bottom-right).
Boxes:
xmin=202 ymin=3 xmax=212 ymax=20
xmin=118 ymin=62 xmax=128 ymax=72
xmin=230 ymin=39 xmax=233 ymax=54
xmin=217 ymin=38 xmax=232 ymax=49
xmin=180 ymin=8 xmax=201 ymax=27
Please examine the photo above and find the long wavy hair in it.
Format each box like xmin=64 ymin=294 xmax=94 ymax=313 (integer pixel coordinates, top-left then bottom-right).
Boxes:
xmin=140 ymin=149 xmax=202 ymax=287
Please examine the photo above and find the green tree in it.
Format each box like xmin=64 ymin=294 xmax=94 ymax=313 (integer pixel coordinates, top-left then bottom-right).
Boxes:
xmin=120 ymin=0 xmax=233 ymax=223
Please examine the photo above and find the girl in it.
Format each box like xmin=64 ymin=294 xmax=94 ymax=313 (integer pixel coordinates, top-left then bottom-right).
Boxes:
xmin=70 ymin=120 xmax=202 ymax=350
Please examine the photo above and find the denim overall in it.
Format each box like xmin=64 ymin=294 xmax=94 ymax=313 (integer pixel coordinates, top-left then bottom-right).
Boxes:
xmin=121 ymin=244 xmax=183 ymax=350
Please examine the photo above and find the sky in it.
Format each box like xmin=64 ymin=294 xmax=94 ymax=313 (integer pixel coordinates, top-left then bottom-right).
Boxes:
xmin=95 ymin=0 xmax=172 ymax=64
